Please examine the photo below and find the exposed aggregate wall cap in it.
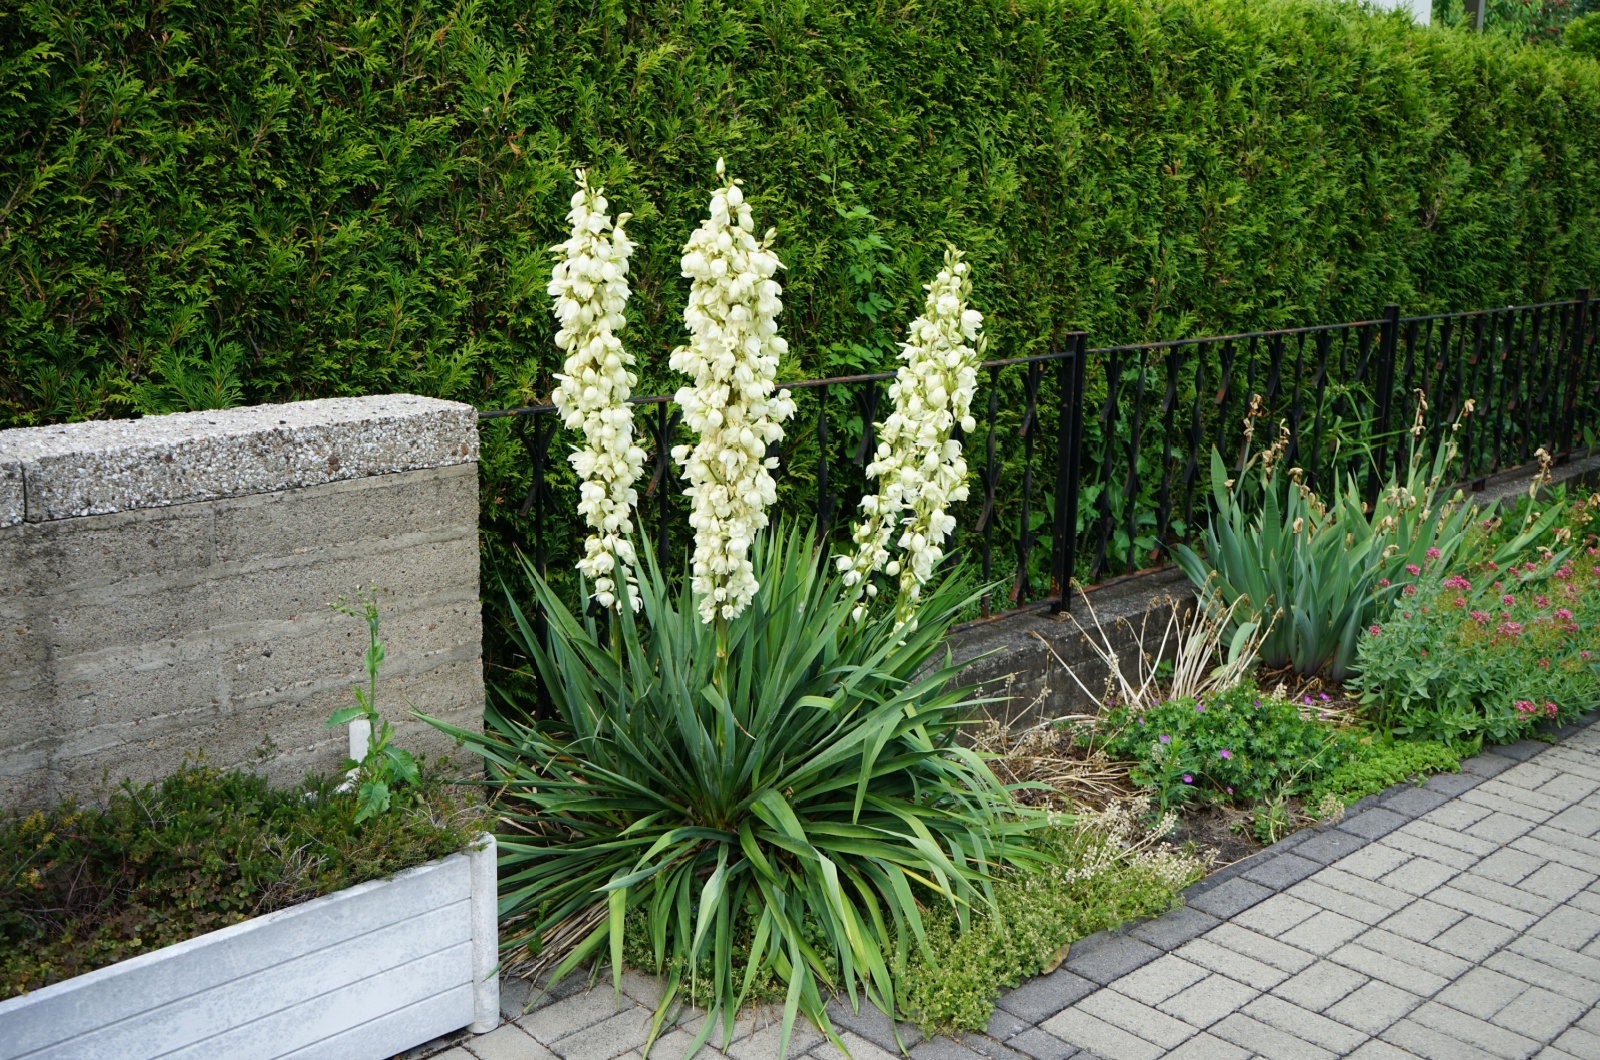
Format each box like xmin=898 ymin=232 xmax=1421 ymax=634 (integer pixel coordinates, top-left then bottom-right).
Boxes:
xmin=0 ymin=395 xmax=479 ymax=524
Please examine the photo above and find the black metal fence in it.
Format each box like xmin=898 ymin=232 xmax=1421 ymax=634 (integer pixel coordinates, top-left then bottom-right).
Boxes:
xmin=481 ymin=290 xmax=1597 ymax=616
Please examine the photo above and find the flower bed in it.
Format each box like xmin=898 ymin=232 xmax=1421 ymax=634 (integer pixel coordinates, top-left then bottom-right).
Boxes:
xmin=0 ymin=763 xmax=495 ymax=1059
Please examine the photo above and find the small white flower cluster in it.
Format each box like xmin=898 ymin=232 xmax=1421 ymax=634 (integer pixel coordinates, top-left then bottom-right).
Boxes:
xmin=548 ymin=169 xmax=645 ymax=611
xmin=839 ymin=246 xmax=985 ymax=624
xmin=670 ymin=159 xmax=796 ymax=624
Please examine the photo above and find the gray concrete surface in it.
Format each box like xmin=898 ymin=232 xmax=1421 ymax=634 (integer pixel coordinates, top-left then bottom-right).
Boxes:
xmin=0 ymin=396 xmax=483 ymax=811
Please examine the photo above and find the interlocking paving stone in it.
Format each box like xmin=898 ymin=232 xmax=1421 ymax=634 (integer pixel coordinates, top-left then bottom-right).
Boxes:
xmin=1109 ymin=955 xmax=1209 ymax=1006
xmin=1377 ymin=898 xmax=1466 ymax=943
xmin=481 ymin=722 xmax=1600 ymax=1060
xmin=1324 ymin=979 xmax=1425 ymax=1036
xmin=1161 ymin=1032 xmax=1250 ymax=1059
xmin=1126 ymin=905 xmax=1219 ymax=950
xmin=1155 ymin=972 xmax=1258 ymax=1028
xmin=1332 ymin=842 xmax=1413 ymax=881
xmin=1235 ymin=892 xmax=1322 ymax=936
xmin=1377 ymin=855 xmax=1458 ymax=896
xmin=1003 ymin=1028 xmax=1078 ymax=1060
xmin=468 ymin=1025 xmax=559 ymax=1060
xmin=1243 ymin=851 xmax=1326 ymax=888
xmin=1038 ymin=1009 xmax=1163 ymax=1060
xmin=1337 ymin=806 xmax=1410 ymax=840
xmin=995 ymin=971 xmax=1098 ymax=1023
xmin=1278 ymin=910 xmax=1369 ymax=956
xmin=1271 ymin=961 xmax=1368 ymax=1012
xmin=1059 ymin=934 xmax=1162 ymax=986
xmin=1210 ymin=1012 xmax=1340 ymax=1059
xmin=1185 ymin=876 xmax=1272 ymax=918
xmin=1244 ymin=994 xmax=1369 ymax=1053
xmin=1073 ymin=990 xmax=1195 ymax=1049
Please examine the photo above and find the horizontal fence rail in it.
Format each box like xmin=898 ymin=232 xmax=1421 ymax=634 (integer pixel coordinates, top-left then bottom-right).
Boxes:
xmin=480 ymin=291 xmax=1597 ymax=617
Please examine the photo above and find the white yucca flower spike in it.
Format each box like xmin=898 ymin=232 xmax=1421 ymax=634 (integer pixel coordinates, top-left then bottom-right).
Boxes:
xmin=548 ymin=168 xmax=645 ymax=612
xmin=670 ymin=158 xmax=796 ymax=624
xmin=839 ymin=245 xmax=986 ymax=628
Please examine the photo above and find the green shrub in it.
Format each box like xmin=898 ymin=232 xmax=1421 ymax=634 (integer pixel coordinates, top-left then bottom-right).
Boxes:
xmin=5 ymin=0 xmax=1600 ymax=588
xmin=1308 ymin=738 xmax=1460 ymax=806
xmin=1354 ymin=548 xmax=1600 ymax=742
xmin=1 ymin=760 xmax=485 ymax=1000
xmin=1097 ymin=684 xmax=1351 ymax=812
xmin=436 ymin=527 xmax=1041 ymax=1057
xmin=897 ymin=820 xmax=1202 ymax=1032
xmin=1572 ymin=12 xmax=1600 ymax=56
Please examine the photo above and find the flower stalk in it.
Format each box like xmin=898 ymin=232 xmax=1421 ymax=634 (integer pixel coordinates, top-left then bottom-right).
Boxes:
xmin=841 ymin=245 xmax=986 ymax=627
xmin=670 ymin=159 xmax=796 ymax=625
xmin=548 ymin=169 xmax=644 ymax=612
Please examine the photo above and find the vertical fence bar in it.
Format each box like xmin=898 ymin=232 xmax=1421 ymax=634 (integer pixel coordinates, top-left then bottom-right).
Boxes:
xmin=1369 ymin=304 xmax=1401 ymax=504
xmin=1308 ymin=331 xmax=1332 ymax=492
xmin=978 ymin=366 xmax=1001 ymax=615
xmin=1562 ymin=288 xmax=1592 ymax=459
xmin=1123 ymin=351 xmax=1148 ymax=576
xmin=1181 ymin=342 xmax=1206 ymax=536
xmin=1050 ymin=334 xmax=1087 ymax=613
xmin=1016 ymin=360 xmax=1041 ymax=604
xmin=1093 ymin=350 xmax=1120 ymax=584
xmin=816 ymin=384 xmax=832 ymax=541
xmin=1465 ymin=314 xmax=1488 ymax=484
xmin=1059 ymin=334 xmax=1088 ymax=612
xmin=1154 ymin=345 xmax=1180 ymax=561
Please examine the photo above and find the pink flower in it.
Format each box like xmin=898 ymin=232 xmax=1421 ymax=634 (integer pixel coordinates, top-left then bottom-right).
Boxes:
xmin=1486 ymin=561 xmax=1500 ymax=571
xmin=1499 ymin=621 xmax=1525 ymax=638
xmin=1182 ymin=774 xmax=1193 ymax=784
xmin=1406 ymin=564 xmax=1422 ymax=576
xmin=1454 ymin=596 xmax=1467 ymax=609
xmin=1219 ymin=749 xmax=1232 ymax=759
xmin=1537 ymin=596 xmax=1550 ymax=609
xmin=1444 ymin=575 xmax=1473 ymax=591
xmin=1404 ymin=585 xmax=1417 ymax=597
xmin=1226 ymin=786 xmax=1234 ymax=795
xmin=1503 ymin=595 xmax=1516 ymax=607
xmin=1539 ymin=659 xmax=1550 ymax=669
xmin=1556 ymin=608 xmax=1573 ymax=622
xmin=1547 ymin=702 xmax=1559 ymax=718
xmin=1159 ymin=734 xmax=1171 ymax=744
xmin=1555 ymin=565 xmax=1574 ymax=580
xmin=1319 ymin=692 xmax=1330 ymax=701
xmin=1471 ymin=610 xmax=1491 ymax=625
xmin=1369 ymin=625 xmax=1382 ymax=636
xmin=1516 ymin=699 xmax=1537 ymax=715
xmin=1427 ymin=547 xmax=1442 ymax=560
xmin=1524 ymin=562 xmax=1539 ymax=573
xmin=1378 ymin=578 xmax=1392 ymax=589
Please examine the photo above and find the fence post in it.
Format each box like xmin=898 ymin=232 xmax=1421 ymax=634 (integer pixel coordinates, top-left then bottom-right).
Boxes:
xmin=1368 ymin=303 xmax=1401 ymax=505
xmin=1561 ymin=287 xmax=1591 ymax=461
xmin=1051 ymin=331 xmax=1088 ymax=615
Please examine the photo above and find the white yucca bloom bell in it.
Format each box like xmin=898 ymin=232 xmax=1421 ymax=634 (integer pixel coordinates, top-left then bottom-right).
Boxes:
xmin=670 ymin=159 xmax=796 ymax=624
xmin=839 ymin=245 xmax=986 ymax=627
xmin=548 ymin=169 xmax=646 ymax=612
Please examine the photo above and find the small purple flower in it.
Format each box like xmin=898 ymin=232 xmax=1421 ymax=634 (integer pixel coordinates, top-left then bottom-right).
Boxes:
xmin=1319 ymin=692 xmax=1330 ymax=702
xmin=1219 ymin=749 xmax=1232 ymax=759
xmin=1138 ymin=717 xmax=1146 ymax=726
xmin=1159 ymin=734 xmax=1171 ymax=744
xmin=1196 ymin=703 xmax=1206 ymax=713
xmin=1226 ymin=786 xmax=1234 ymax=795
xmin=1182 ymin=775 xmax=1193 ymax=784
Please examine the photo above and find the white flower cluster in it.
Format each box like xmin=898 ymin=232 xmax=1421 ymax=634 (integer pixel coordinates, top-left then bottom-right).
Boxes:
xmin=840 ymin=246 xmax=985 ymax=624
xmin=548 ymin=169 xmax=645 ymax=611
xmin=670 ymin=160 xmax=797 ymax=624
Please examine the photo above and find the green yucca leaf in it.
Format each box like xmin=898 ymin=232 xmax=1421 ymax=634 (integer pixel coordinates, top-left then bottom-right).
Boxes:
xmin=426 ymin=524 xmax=1044 ymax=1058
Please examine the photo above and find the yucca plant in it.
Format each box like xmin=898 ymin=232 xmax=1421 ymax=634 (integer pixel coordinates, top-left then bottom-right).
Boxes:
xmin=431 ymin=526 xmax=1041 ymax=1060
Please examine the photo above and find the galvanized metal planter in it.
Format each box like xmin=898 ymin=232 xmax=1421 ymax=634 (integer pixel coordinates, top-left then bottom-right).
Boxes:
xmin=0 ymin=834 xmax=499 ymax=1060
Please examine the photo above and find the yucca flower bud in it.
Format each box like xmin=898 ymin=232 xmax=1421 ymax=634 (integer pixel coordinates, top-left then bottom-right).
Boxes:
xmin=549 ymin=169 xmax=645 ymax=611
xmin=670 ymin=160 xmax=796 ymax=623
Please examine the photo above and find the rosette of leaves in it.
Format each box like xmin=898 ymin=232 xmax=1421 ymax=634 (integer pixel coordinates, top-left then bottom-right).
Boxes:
xmin=437 ymin=526 xmax=1041 ymax=1059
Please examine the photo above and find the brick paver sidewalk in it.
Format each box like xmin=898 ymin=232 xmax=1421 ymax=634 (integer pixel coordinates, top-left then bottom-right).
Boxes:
xmin=426 ymin=724 xmax=1600 ymax=1060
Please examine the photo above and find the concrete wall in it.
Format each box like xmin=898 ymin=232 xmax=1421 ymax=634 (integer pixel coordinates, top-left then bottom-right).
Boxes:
xmin=0 ymin=396 xmax=483 ymax=811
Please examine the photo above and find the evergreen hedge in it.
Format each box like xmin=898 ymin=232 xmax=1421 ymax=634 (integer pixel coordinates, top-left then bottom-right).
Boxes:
xmin=3 ymin=0 xmax=1599 ymax=577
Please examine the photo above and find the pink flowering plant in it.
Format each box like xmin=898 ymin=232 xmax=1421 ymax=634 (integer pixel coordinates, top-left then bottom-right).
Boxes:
xmin=1354 ymin=541 xmax=1600 ymax=744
